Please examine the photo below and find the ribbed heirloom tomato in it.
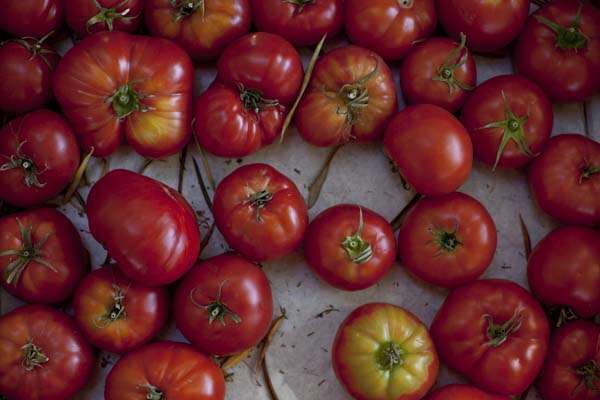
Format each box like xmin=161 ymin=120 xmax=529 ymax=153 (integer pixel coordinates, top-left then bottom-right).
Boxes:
xmin=64 ymin=0 xmax=143 ymax=35
xmin=424 ymin=384 xmax=510 ymax=400
xmin=0 ymin=0 xmax=62 ymax=37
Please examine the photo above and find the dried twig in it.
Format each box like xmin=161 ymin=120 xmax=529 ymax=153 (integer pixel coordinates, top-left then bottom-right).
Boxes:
xmin=307 ymin=145 xmax=341 ymax=209
xmin=192 ymin=156 xmax=213 ymax=211
xmin=221 ymin=347 xmax=255 ymax=372
xmin=255 ymin=309 xmax=287 ymax=385
xmin=263 ymin=357 xmax=280 ymax=400
xmin=63 ymin=147 xmax=94 ymax=204
xmin=519 ymin=214 xmax=532 ymax=259
xmin=177 ymin=144 xmax=189 ymax=194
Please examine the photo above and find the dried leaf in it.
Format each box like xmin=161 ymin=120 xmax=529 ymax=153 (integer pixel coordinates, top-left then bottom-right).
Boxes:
xmin=221 ymin=347 xmax=255 ymax=372
xmin=518 ymin=214 xmax=532 ymax=259
xmin=193 ymin=134 xmax=216 ymax=192
xmin=63 ymin=147 xmax=94 ymax=204
xmin=263 ymin=357 xmax=280 ymax=400
xmin=307 ymin=145 xmax=341 ymax=209
xmin=255 ymin=311 xmax=287 ymax=385
xmin=177 ymin=145 xmax=189 ymax=194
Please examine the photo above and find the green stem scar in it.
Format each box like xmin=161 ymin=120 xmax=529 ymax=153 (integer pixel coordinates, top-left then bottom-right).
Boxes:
xmin=427 ymin=221 xmax=463 ymax=256
xmin=341 ymin=208 xmax=373 ymax=264
xmin=244 ymin=189 xmax=273 ymax=222
xmin=189 ymin=282 xmax=241 ymax=326
xmin=1 ymin=31 xmax=57 ymax=69
xmin=170 ymin=0 xmax=204 ymax=20
xmin=105 ymin=80 xmax=154 ymax=121
xmin=375 ymin=342 xmax=403 ymax=371
xmin=535 ymin=3 xmax=588 ymax=51
xmin=137 ymin=384 xmax=165 ymax=400
xmin=484 ymin=310 xmax=523 ymax=348
xmin=432 ymin=32 xmax=474 ymax=94
xmin=282 ymin=0 xmax=315 ymax=13
xmin=94 ymin=284 xmax=127 ymax=328
xmin=21 ymin=339 xmax=49 ymax=371
xmin=87 ymin=0 xmax=138 ymax=32
xmin=580 ymin=159 xmax=600 ymax=184
xmin=0 ymin=141 xmax=47 ymax=188
xmin=239 ymin=84 xmax=280 ymax=115
xmin=574 ymin=360 xmax=600 ymax=394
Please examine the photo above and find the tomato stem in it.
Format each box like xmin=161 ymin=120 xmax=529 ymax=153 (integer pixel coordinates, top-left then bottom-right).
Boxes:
xmin=427 ymin=222 xmax=463 ymax=255
xmin=341 ymin=208 xmax=373 ymax=264
xmin=87 ymin=0 xmax=138 ymax=33
xmin=245 ymin=189 xmax=273 ymax=222
xmin=397 ymin=0 xmax=413 ymax=7
xmin=1 ymin=31 xmax=57 ymax=69
xmin=137 ymin=384 xmax=165 ymax=400
xmin=21 ymin=338 xmax=49 ymax=371
xmin=483 ymin=310 xmax=523 ymax=347
xmin=580 ymin=160 xmax=600 ymax=183
xmin=94 ymin=284 xmax=127 ymax=328
xmin=432 ymin=32 xmax=474 ymax=94
xmin=535 ymin=3 xmax=588 ymax=51
xmin=282 ymin=0 xmax=315 ymax=13
xmin=170 ymin=0 xmax=205 ymax=20
xmin=0 ymin=141 xmax=47 ymax=188
xmin=574 ymin=360 xmax=600 ymax=394
xmin=106 ymin=81 xmax=153 ymax=121
xmin=239 ymin=84 xmax=280 ymax=115
xmin=189 ymin=282 xmax=242 ymax=326
xmin=548 ymin=305 xmax=579 ymax=328
xmin=375 ymin=342 xmax=403 ymax=371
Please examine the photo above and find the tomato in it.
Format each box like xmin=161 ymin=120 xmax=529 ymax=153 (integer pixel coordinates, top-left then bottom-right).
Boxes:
xmin=0 ymin=304 xmax=94 ymax=400
xmin=105 ymin=341 xmax=225 ymax=400
xmin=213 ymin=163 xmax=308 ymax=262
xmin=194 ymin=32 xmax=303 ymax=157
xmin=345 ymin=0 xmax=436 ymax=61
xmin=73 ymin=265 xmax=169 ymax=354
xmin=424 ymin=384 xmax=510 ymax=400
xmin=398 ymin=192 xmax=496 ymax=288
xmin=528 ymin=134 xmax=600 ymax=226
xmin=295 ymin=45 xmax=397 ymax=147
xmin=461 ymin=74 xmax=553 ymax=170
xmin=174 ymin=253 xmax=273 ymax=356
xmin=514 ymin=0 xmax=600 ymax=102
xmin=0 ymin=110 xmax=80 ymax=207
xmin=304 ymin=204 xmax=396 ymax=291
xmin=53 ymin=31 xmax=193 ymax=158
xmin=332 ymin=303 xmax=438 ymax=400
xmin=87 ymin=169 xmax=200 ymax=286
xmin=0 ymin=0 xmax=62 ymax=38
xmin=384 ymin=104 xmax=473 ymax=196
xmin=400 ymin=34 xmax=476 ymax=113
xmin=250 ymin=0 xmax=344 ymax=46
xmin=145 ymin=0 xmax=251 ymax=61
xmin=65 ymin=0 xmax=143 ymax=36
xmin=436 ymin=0 xmax=530 ymax=53
xmin=0 ymin=208 xmax=88 ymax=304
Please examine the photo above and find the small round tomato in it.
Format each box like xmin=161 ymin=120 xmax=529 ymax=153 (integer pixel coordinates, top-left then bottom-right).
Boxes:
xmin=384 ymin=104 xmax=473 ymax=196
xmin=0 ymin=0 xmax=63 ymax=38
xmin=0 ymin=208 xmax=88 ymax=305
xmin=528 ymin=134 xmax=600 ymax=226
xmin=73 ymin=265 xmax=170 ymax=354
xmin=65 ymin=0 xmax=143 ymax=36
xmin=304 ymin=204 xmax=396 ymax=291
xmin=424 ymin=384 xmax=510 ymax=400
xmin=461 ymin=74 xmax=553 ymax=169
xmin=333 ymin=303 xmax=439 ymax=400
xmin=213 ymin=163 xmax=308 ymax=262
xmin=174 ymin=253 xmax=273 ymax=356
xmin=398 ymin=192 xmax=496 ymax=288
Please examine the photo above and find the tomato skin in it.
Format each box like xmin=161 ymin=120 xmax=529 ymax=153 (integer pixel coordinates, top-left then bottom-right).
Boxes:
xmin=65 ymin=0 xmax=143 ymax=35
xmin=0 ymin=0 xmax=62 ymax=38
xmin=87 ymin=169 xmax=201 ymax=286
xmin=0 ymin=304 xmax=94 ymax=400
xmin=304 ymin=204 xmax=396 ymax=291
xmin=105 ymin=341 xmax=226 ymax=400
xmin=174 ymin=253 xmax=273 ymax=356
xmin=398 ymin=192 xmax=496 ymax=288
xmin=424 ymin=384 xmax=510 ymax=400
xmin=384 ymin=104 xmax=473 ymax=196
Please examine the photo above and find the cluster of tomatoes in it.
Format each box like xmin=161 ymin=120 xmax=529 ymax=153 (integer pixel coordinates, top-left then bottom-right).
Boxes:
xmin=0 ymin=0 xmax=599 ymax=399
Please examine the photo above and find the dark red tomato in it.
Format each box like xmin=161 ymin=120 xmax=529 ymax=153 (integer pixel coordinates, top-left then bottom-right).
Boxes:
xmin=304 ymin=204 xmax=396 ymax=291
xmin=400 ymin=34 xmax=476 ymax=113
xmin=424 ymin=384 xmax=510 ymax=400
xmin=73 ymin=265 xmax=170 ymax=354
xmin=0 ymin=208 xmax=88 ymax=304
xmin=384 ymin=104 xmax=473 ymax=196
xmin=436 ymin=0 xmax=530 ymax=53
xmin=174 ymin=253 xmax=273 ymax=356
xmin=87 ymin=169 xmax=200 ymax=286
xmin=398 ymin=192 xmax=496 ymax=288
xmin=461 ymin=74 xmax=553 ymax=169
xmin=145 ymin=0 xmax=251 ymax=61
xmin=514 ymin=0 xmax=600 ymax=102
xmin=105 ymin=341 xmax=225 ymax=400
xmin=0 ymin=305 xmax=94 ymax=400
xmin=0 ymin=110 xmax=80 ymax=207
xmin=345 ymin=0 xmax=437 ymax=61
xmin=431 ymin=279 xmax=550 ymax=395
xmin=65 ymin=0 xmax=143 ymax=36
xmin=0 ymin=0 xmax=62 ymax=38
xmin=250 ymin=0 xmax=343 ymax=46
xmin=529 ymin=134 xmax=600 ymax=226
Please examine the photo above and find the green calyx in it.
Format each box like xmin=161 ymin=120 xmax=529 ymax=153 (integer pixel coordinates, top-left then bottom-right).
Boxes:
xmin=341 ymin=208 xmax=373 ymax=264
xmin=2 ymin=31 xmax=57 ymax=69
xmin=375 ymin=342 xmax=403 ymax=371
xmin=282 ymin=0 xmax=315 ymax=13
xmin=137 ymin=384 xmax=165 ymax=400
xmin=432 ymin=32 xmax=474 ymax=94
xmin=0 ymin=141 xmax=46 ymax=188
xmin=580 ymin=159 xmax=600 ymax=183
xmin=21 ymin=338 xmax=49 ymax=371
xmin=484 ymin=310 xmax=523 ymax=348
xmin=94 ymin=284 xmax=127 ymax=328
xmin=427 ymin=222 xmax=463 ymax=256
xmin=535 ymin=3 xmax=588 ymax=51
xmin=170 ymin=0 xmax=204 ymax=20
xmin=189 ymin=283 xmax=242 ymax=326
xmin=244 ymin=189 xmax=273 ymax=222
xmin=574 ymin=360 xmax=600 ymax=394
xmin=86 ymin=0 xmax=137 ymax=33
xmin=106 ymin=82 xmax=152 ymax=121
xmin=239 ymin=84 xmax=280 ymax=115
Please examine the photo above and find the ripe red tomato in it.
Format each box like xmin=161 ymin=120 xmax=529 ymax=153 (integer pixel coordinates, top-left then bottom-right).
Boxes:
xmin=304 ymin=204 xmax=396 ymax=291
xmin=528 ymin=134 xmax=600 ymax=226
xmin=0 ymin=208 xmax=88 ymax=304
xmin=105 ymin=341 xmax=226 ymax=400
xmin=213 ymin=163 xmax=308 ymax=262
xmin=73 ymin=265 xmax=170 ymax=354
xmin=174 ymin=253 xmax=273 ymax=356
xmin=295 ymin=45 xmax=397 ymax=147
xmin=398 ymin=192 xmax=496 ymax=288
xmin=87 ymin=169 xmax=200 ymax=286
xmin=0 ymin=110 xmax=80 ymax=207
xmin=0 ymin=0 xmax=63 ymax=38
xmin=424 ymin=384 xmax=510 ymax=400
xmin=53 ymin=31 xmax=193 ymax=158
xmin=333 ymin=303 xmax=439 ymax=400
xmin=514 ymin=0 xmax=600 ymax=102
xmin=384 ymin=104 xmax=473 ymax=196
xmin=431 ymin=279 xmax=550 ymax=395
xmin=461 ymin=74 xmax=553 ymax=169
xmin=0 ymin=304 xmax=94 ymax=400
xmin=345 ymin=0 xmax=436 ymax=61
xmin=65 ymin=0 xmax=143 ymax=36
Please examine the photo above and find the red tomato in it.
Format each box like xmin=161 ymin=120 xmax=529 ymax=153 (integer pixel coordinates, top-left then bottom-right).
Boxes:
xmin=53 ymin=31 xmax=193 ymax=158
xmin=384 ymin=104 xmax=473 ymax=196
xmin=73 ymin=265 xmax=170 ymax=354
xmin=87 ymin=169 xmax=200 ymax=286
xmin=461 ymin=74 xmax=553 ymax=169
xmin=424 ymin=384 xmax=510 ymax=400
xmin=0 ymin=208 xmax=88 ymax=304
xmin=295 ymin=45 xmax=397 ymax=147
xmin=304 ymin=204 xmax=396 ymax=291
xmin=431 ymin=279 xmax=550 ymax=395
xmin=400 ymin=34 xmax=476 ymax=113
xmin=105 ymin=341 xmax=225 ymax=400
xmin=174 ymin=253 xmax=273 ymax=356
xmin=213 ymin=164 xmax=307 ymax=261
xmin=0 ymin=305 xmax=94 ymax=400
xmin=398 ymin=192 xmax=496 ymax=288
xmin=514 ymin=0 xmax=600 ymax=102
xmin=333 ymin=303 xmax=439 ymax=400
xmin=65 ymin=0 xmax=143 ymax=36
xmin=145 ymin=0 xmax=251 ymax=61
xmin=528 ymin=134 xmax=600 ymax=226
xmin=0 ymin=0 xmax=63 ymax=38
xmin=0 ymin=110 xmax=80 ymax=207
xmin=345 ymin=0 xmax=436 ymax=61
